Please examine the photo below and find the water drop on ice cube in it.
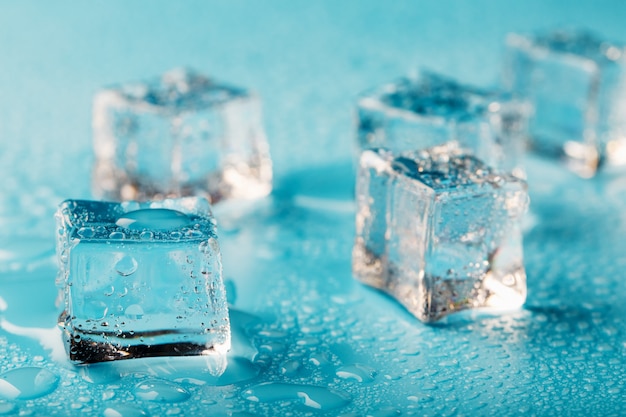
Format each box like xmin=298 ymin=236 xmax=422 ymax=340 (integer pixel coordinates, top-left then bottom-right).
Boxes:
xmin=115 ymin=208 xmax=191 ymax=231
xmin=115 ymin=255 xmax=138 ymax=276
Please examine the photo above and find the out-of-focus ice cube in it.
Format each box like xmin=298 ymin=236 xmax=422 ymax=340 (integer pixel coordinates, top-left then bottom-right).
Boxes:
xmin=353 ymin=144 xmax=528 ymax=322
xmin=504 ymin=30 xmax=626 ymax=177
xmin=55 ymin=197 xmax=230 ymax=366
xmin=356 ymin=71 xmax=529 ymax=178
xmin=92 ymin=68 xmax=272 ymax=203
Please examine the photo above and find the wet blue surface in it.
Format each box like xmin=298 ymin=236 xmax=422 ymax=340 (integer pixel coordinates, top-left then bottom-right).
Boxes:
xmin=1 ymin=1 xmax=626 ymax=415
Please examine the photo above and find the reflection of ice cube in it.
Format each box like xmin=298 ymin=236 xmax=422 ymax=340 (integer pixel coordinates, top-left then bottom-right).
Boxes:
xmin=504 ymin=30 xmax=626 ymax=177
xmin=93 ymin=68 xmax=272 ymax=203
xmin=55 ymin=197 xmax=230 ymax=366
xmin=353 ymin=145 xmax=528 ymax=322
xmin=356 ymin=71 xmax=529 ymax=178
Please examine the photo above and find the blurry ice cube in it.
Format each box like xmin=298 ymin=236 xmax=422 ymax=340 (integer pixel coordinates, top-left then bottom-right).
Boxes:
xmin=504 ymin=30 xmax=626 ymax=177
xmin=92 ymin=68 xmax=272 ymax=203
xmin=356 ymin=71 xmax=529 ymax=178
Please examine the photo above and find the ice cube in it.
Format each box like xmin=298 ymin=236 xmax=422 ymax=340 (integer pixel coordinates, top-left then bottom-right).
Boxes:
xmin=92 ymin=68 xmax=272 ymax=203
xmin=353 ymin=144 xmax=528 ymax=322
xmin=356 ymin=71 xmax=529 ymax=178
xmin=504 ymin=30 xmax=626 ymax=177
xmin=55 ymin=197 xmax=230 ymax=364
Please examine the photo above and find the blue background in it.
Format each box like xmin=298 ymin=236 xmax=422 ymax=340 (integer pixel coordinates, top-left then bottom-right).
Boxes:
xmin=1 ymin=1 xmax=626 ymax=416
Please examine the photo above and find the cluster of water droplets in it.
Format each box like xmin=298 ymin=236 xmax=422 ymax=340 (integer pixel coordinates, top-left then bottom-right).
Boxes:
xmin=2 ymin=153 xmax=626 ymax=415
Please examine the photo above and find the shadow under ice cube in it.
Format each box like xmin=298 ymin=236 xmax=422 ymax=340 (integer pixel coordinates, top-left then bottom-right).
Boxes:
xmin=356 ymin=71 xmax=529 ymax=177
xmin=55 ymin=197 xmax=230 ymax=365
xmin=93 ymin=68 xmax=272 ymax=203
xmin=504 ymin=30 xmax=626 ymax=177
xmin=353 ymin=145 xmax=529 ymax=322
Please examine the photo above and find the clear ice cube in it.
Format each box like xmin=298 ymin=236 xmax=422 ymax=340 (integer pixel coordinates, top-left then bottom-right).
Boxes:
xmin=356 ymin=71 xmax=529 ymax=178
xmin=55 ymin=197 xmax=231 ymax=364
xmin=353 ymin=144 xmax=529 ymax=322
xmin=504 ymin=30 xmax=626 ymax=177
xmin=92 ymin=68 xmax=272 ymax=203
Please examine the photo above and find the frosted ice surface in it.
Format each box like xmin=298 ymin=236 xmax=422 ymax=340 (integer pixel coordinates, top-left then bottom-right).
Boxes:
xmin=353 ymin=144 xmax=529 ymax=322
xmin=55 ymin=197 xmax=230 ymax=365
xmin=356 ymin=71 xmax=529 ymax=177
xmin=92 ymin=68 xmax=272 ymax=203
xmin=504 ymin=30 xmax=626 ymax=177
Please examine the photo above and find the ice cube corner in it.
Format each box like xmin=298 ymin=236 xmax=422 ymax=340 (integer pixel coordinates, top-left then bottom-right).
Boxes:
xmin=55 ymin=197 xmax=230 ymax=365
xmin=353 ymin=145 xmax=529 ymax=322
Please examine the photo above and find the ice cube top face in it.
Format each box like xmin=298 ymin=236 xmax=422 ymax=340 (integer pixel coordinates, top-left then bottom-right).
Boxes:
xmin=356 ymin=72 xmax=528 ymax=176
xmin=93 ymin=68 xmax=272 ymax=204
xmin=505 ymin=30 xmax=626 ymax=177
xmin=353 ymin=146 xmax=528 ymax=323
xmin=55 ymin=197 xmax=230 ymax=364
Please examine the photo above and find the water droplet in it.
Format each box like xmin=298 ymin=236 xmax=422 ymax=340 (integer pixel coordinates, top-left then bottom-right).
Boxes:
xmin=280 ymin=360 xmax=301 ymax=377
xmin=133 ymin=379 xmax=190 ymax=403
xmin=125 ymin=304 xmax=144 ymax=320
xmin=242 ymin=382 xmax=350 ymax=410
xmin=258 ymin=329 xmax=287 ymax=339
xmin=109 ymin=231 xmax=126 ymax=240
xmin=258 ymin=342 xmax=286 ymax=354
xmin=103 ymin=404 xmax=149 ymax=417
xmin=187 ymin=230 xmax=204 ymax=238
xmin=77 ymin=227 xmax=95 ymax=238
xmin=335 ymin=364 xmax=377 ymax=383
xmin=102 ymin=390 xmax=116 ymax=401
xmin=367 ymin=406 xmax=402 ymax=417
xmin=139 ymin=231 xmax=154 ymax=240
xmin=309 ymin=353 xmax=332 ymax=367
xmin=115 ymin=256 xmax=138 ymax=276
xmin=0 ymin=367 xmax=59 ymax=400
xmin=116 ymin=209 xmax=191 ymax=231
xmin=165 ymin=407 xmax=182 ymax=415
xmin=296 ymin=337 xmax=319 ymax=347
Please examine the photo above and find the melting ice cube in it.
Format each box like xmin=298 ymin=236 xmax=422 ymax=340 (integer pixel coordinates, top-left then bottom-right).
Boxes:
xmin=55 ymin=197 xmax=230 ymax=366
xmin=356 ymin=71 xmax=529 ymax=178
xmin=504 ymin=30 xmax=626 ymax=177
xmin=353 ymin=144 xmax=529 ymax=322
